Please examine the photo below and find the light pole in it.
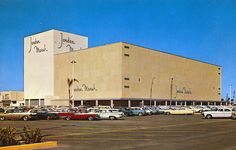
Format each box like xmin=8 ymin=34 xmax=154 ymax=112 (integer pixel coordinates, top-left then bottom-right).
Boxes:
xmin=170 ymin=78 xmax=174 ymax=106
xmin=150 ymin=77 xmax=156 ymax=106
xmin=71 ymin=60 xmax=77 ymax=108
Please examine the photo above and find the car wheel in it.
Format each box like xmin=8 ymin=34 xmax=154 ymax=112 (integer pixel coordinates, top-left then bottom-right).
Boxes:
xmin=0 ymin=117 xmax=5 ymax=121
xmin=65 ymin=117 xmax=71 ymax=121
xmin=109 ymin=116 xmax=116 ymax=120
xmin=47 ymin=116 xmax=51 ymax=120
xmin=138 ymin=113 xmax=143 ymax=116
xmin=166 ymin=112 xmax=171 ymax=115
xmin=88 ymin=116 xmax=94 ymax=121
xmin=206 ymin=114 xmax=212 ymax=119
xmin=232 ymin=114 xmax=236 ymax=120
xmin=23 ymin=116 xmax=29 ymax=121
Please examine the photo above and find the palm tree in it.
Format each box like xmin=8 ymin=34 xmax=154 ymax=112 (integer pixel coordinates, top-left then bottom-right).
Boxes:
xmin=67 ymin=78 xmax=79 ymax=108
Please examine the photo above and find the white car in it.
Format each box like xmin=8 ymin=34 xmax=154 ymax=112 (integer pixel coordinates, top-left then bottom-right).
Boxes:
xmin=203 ymin=108 xmax=232 ymax=119
xmin=141 ymin=107 xmax=153 ymax=115
xmin=97 ymin=109 xmax=124 ymax=120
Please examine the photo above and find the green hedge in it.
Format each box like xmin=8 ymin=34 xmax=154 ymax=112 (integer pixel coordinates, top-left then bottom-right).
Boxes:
xmin=0 ymin=126 xmax=43 ymax=147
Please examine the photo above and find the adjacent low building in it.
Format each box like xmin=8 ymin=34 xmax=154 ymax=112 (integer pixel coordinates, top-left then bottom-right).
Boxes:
xmin=24 ymin=30 xmax=221 ymax=107
xmin=0 ymin=91 xmax=24 ymax=107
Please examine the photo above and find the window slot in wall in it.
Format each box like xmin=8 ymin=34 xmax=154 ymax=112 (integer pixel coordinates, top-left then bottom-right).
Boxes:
xmin=124 ymin=77 xmax=130 ymax=80
xmin=124 ymin=85 xmax=130 ymax=88
xmin=124 ymin=46 xmax=130 ymax=49
xmin=124 ymin=54 xmax=130 ymax=57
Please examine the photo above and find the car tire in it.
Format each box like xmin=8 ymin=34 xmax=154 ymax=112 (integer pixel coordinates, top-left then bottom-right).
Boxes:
xmin=65 ymin=117 xmax=71 ymax=121
xmin=23 ymin=116 xmax=29 ymax=121
xmin=138 ymin=113 xmax=143 ymax=116
xmin=0 ymin=117 xmax=5 ymax=121
xmin=109 ymin=116 xmax=116 ymax=120
xmin=166 ymin=112 xmax=171 ymax=115
xmin=206 ymin=114 xmax=212 ymax=119
xmin=88 ymin=116 xmax=94 ymax=121
xmin=232 ymin=114 xmax=236 ymax=120
xmin=47 ymin=116 xmax=51 ymax=120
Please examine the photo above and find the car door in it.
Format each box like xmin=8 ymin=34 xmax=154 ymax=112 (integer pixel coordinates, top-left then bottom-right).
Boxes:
xmin=223 ymin=109 xmax=232 ymax=117
xmin=99 ymin=110 xmax=107 ymax=119
xmin=6 ymin=109 xmax=15 ymax=120
xmin=213 ymin=109 xmax=223 ymax=117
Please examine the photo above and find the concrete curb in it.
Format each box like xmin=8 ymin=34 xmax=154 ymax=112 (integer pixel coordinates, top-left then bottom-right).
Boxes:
xmin=0 ymin=141 xmax=57 ymax=150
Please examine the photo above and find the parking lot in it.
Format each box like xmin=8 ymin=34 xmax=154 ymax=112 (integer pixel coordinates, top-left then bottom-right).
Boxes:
xmin=1 ymin=115 xmax=236 ymax=150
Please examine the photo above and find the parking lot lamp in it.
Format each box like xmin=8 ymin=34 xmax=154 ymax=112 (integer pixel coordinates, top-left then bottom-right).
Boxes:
xmin=170 ymin=78 xmax=174 ymax=106
xmin=150 ymin=77 xmax=156 ymax=106
xmin=71 ymin=60 xmax=77 ymax=108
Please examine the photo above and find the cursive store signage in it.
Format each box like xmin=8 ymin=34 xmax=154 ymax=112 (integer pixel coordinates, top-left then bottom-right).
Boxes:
xmin=58 ymin=32 xmax=76 ymax=51
xmin=28 ymin=37 xmax=48 ymax=53
xmin=176 ymin=86 xmax=192 ymax=94
xmin=74 ymin=84 xmax=98 ymax=92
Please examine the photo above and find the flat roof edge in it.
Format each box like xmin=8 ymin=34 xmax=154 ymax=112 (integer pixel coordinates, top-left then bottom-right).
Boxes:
xmin=24 ymin=29 xmax=88 ymax=38
xmin=121 ymin=42 xmax=221 ymax=67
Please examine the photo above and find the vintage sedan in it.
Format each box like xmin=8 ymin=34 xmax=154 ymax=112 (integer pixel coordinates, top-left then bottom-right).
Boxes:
xmin=203 ymin=108 xmax=232 ymax=119
xmin=119 ymin=108 xmax=133 ymax=116
xmin=129 ymin=107 xmax=146 ymax=116
xmin=232 ymin=108 xmax=236 ymax=119
xmin=0 ymin=109 xmax=37 ymax=121
xmin=97 ymin=109 xmax=124 ymax=120
xmin=30 ymin=109 xmax=59 ymax=120
xmin=164 ymin=108 xmax=194 ymax=115
xmin=232 ymin=112 xmax=236 ymax=119
xmin=58 ymin=112 xmax=98 ymax=121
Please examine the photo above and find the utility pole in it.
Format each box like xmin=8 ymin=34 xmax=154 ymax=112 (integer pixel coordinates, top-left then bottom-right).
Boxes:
xmin=170 ymin=78 xmax=173 ymax=106
xmin=150 ymin=77 xmax=156 ymax=106
xmin=71 ymin=60 xmax=77 ymax=108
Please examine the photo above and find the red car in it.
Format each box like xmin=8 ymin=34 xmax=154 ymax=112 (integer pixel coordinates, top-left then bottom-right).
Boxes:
xmin=58 ymin=112 xmax=98 ymax=121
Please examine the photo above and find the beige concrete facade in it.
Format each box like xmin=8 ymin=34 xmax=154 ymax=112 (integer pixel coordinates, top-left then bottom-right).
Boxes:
xmin=122 ymin=43 xmax=221 ymax=101
xmin=24 ymin=29 xmax=88 ymax=106
xmin=53 ymin=42 xmax=221 ymax=107
xmin=0 ymin=91 xmax=24 ymax=107
xmin=54 ymin=43 xmax=123 ymax=106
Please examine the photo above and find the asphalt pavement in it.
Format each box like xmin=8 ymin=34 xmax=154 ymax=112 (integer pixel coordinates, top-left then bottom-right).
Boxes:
xmin=1 ymin=115 xmax=236 ymax=150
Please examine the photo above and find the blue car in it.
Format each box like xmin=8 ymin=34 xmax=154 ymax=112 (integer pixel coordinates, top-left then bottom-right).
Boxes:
xmin=129 ymin=107 xmax=146 ymax=116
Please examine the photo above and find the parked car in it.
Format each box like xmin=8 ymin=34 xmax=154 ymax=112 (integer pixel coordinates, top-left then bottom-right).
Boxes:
xmin=129 ymin=107 xmax=146 ymax=116
xmin=92 ymin=105 xmax=112 ymax=110
xmin=202 ymin=108 xmax=232 ymax=119
xmin=232 ymin=111 xmax=236 ymax=119
xmin=0 ymin=109 xmax=37 ymax=121
xmin=232 ymin=107 xmax=236 ymax=119
xmin=58 ymin=112 xmax=98 ymax=121
xmin=119 ymin=108 xmax=133 ymax=116
xmin=164 ymin=108 xmax=194 ymax=115
xmin=142 ymin=107 xmax=153 ymax=115
xmin=97 ymin=109 xmax=124 ymax=120
xmin=30 ymin=109 xmax=59 ymax=120
xmin=149 ymin=107 xmax=160 ymax=114
xmin=0 ymin=108 xmax=4 ymax=113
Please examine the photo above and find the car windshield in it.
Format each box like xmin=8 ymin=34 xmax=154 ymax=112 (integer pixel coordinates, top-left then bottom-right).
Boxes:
xmin=6 ymin=109 xmax=14 ymax=113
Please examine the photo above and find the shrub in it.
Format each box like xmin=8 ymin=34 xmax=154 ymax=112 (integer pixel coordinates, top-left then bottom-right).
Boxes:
xmin=20 ymin=126 xmax=43 ymax=144
xmin=0 ymin=126 xmax=20 ymax=146
xmin=0 ymin=126 xmax=43 ymax=147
